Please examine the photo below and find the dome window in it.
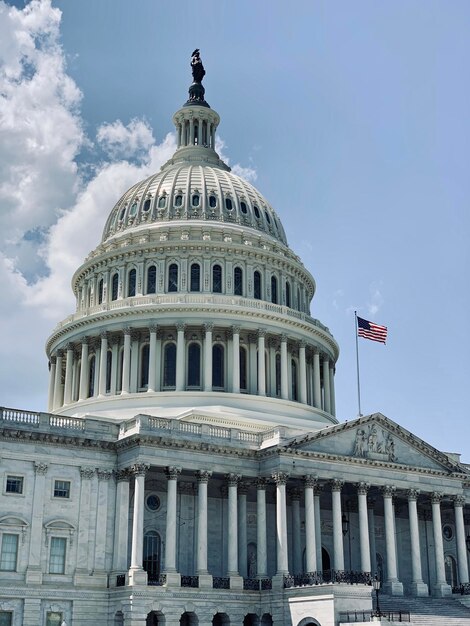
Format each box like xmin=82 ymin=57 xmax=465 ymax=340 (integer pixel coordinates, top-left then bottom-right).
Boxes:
xmin=147 ymin=266 xmax=157 ymax=294
xmin=98 ymin=278 xmax=104 ymax=305
xmin=111 ymin=273 xmax=119 ymax=301
xmin=285 ymin=281 xmax=291 ymax=308
xmin=168 ymin=264 xmax=178 ymax=292
xmin=190 ymin=263 xmax=201 ymax=292
xmin=234 ymin=267 xmax=243 ymax=296
xmin=163 ymin=343 xmax=176 ymax=387
xmin=158 ymin=196 xmax=166 ymax=209
xmin=143 ymin=198 xmax=151 ymax=212
xmin=253 ymin=205 xmax=261 ymax=219
xmin=271 ymin=276 xmax=278 ymax=304
xmin=129 ymin=202 xmax=138 ymax=217
xmin=192 ymin=194 xmax=200 ymax=207
xmin=140 ymin=344 xmax=149 ymax=388
xmin=212 ymin=344 xmax=225 ymax=388
xmin=254 ymin=271 xmax=262 ymax=300
xmin=225 ymin=198 xmax=233 ymax=211
xmin=127 ymin=269 xmax=136 ymax=297
xmin=119 ymin=206 xmax=126 ymax=221
xmin=209 ymin=195 xmax=217 ymax=208
xmin=187 ymin=343 xmax=201 ymax=387
xmin=174 ymin=195 xmax=183 ymax=207
xmin=240 ymin=201 xmax=248 ymax=214
xmin=212 ymin=264 xmax=222 ymax=293
xmin=265 ymin=210 xmax=271 ymax=224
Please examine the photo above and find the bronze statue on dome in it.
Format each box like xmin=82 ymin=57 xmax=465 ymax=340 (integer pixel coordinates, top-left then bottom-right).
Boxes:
xmin=191 ymin=49 xmax=205 ymax=84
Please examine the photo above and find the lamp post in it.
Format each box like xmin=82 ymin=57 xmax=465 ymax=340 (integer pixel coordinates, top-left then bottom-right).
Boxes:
xmin=372 ymin=576 xmax=382 ymax=617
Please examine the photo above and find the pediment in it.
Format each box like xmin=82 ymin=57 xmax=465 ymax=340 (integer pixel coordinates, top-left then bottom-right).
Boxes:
xmin=286 ymin=413 xmax=464 ymax=473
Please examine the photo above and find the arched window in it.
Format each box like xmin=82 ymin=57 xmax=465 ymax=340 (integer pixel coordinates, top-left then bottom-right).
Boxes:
xmin=187 ymin=343 xmax=201 ymax=387
xmin=239 ymin=347 xmax=247 ymax=391
xmin=163 ymin=343 xmax=176 ymax=387
xmin=88 ymin=355 xmax=95 ymax=398
xmin=143 ymin=198 xmax=151 ymax=212
xmin=212 ymin=345 xmax=224 ymax=388
xmin=174 ymin=194 xmax=183 ymax=207
xmin=209 ymin=195 xmax=217 ymax=208
xmin=111 ymin=273 xmax=119 ymax=301
xmin=140 ymin=344 xmax=149 ymax=388
xmin=168 ymin=264 xmax=178 ymax=292
xmin=234 ymin=267 xmax=243 ymax=296
xmin=127 ymin=269 xmax=136 ymax=297
xmin=98 ymin=278 xmax=104 ymax=304
xmin=212 ymin=264 xmax=222 ymax=293
xmin=190 ymin=263 xmax=200 ymax=292
xmin=240 ymin=201 xmax=248 ymax=214
xmin=275 ymin=353 xmax=281 ymax=396
xmin=285 ymin=281 xmax=291 ymax=308
xmin=271 ymin=276 xmax=278 ymax=304
xmin=106 ymin=350 xmax=112 ymax=393
xmin=254 ymin=271 xmax=261 ymax=300
xmin=158 ymin=196 xmax=166 ymax=208
xmin=147 ymin=266 xmax=157 ymax=294
xmin=253 ymin=205 xmax=261 ymax=219
xmin=143 ymin=531 xmax=161 ymax=582
xmin=291 ymin=359 xmax=298 ymax=401
xmin=192 ymin=194 xmax=200 ymax=207
xmin=225 ymin=198 xmax=233 ymax=211
xmin=297 ymin=287 xmax=301 ymax=311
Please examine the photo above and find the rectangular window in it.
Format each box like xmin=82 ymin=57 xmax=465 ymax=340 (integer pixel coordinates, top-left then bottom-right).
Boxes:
xmin=49 ymin=537 xmax=66 ymax=574
xmin=5 ymin=475 xmax=23 ymax=494
xmin=0 ymin=534 xmax=18 ymax=571
xmin=0 ymin=612 xmax=13 ymax=626
xmin=53 ymin=480 xmax=70 ymax=499
xmin=46 ymin=612 xmax=63 ymax=626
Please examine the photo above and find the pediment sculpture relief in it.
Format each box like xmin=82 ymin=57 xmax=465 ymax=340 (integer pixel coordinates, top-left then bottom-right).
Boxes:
xmin=352 ymin=424 xmax=396 ymax=462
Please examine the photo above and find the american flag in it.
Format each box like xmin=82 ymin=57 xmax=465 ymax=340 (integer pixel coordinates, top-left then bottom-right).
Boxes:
xmin=357 ymin=316 xmax=388 ymax=344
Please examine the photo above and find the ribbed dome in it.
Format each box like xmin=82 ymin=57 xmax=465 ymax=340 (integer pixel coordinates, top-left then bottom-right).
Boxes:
xmin=101 ymin=163 xmax=288 ymax=246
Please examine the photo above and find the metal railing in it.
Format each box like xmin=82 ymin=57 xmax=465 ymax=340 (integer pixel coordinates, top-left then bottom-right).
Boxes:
xmin=339 ymin=610 xmax=410 ymax=622
xmin=213 ymin=577 xmax=230 ymax=589
xmin=453 ymin=582 xmax=470 ymax=595
xmin=284 ymin=570 xmax=372 ymax=588
xmin=181 ymin=575 xmax=199 ymax=588
xmin=147 ymin=573 xmax=167 ymax=586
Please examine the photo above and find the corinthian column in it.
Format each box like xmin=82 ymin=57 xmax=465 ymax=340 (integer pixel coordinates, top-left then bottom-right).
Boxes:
xmin=63 ymin=343 xmax=74 ymax=405
xmin=147 ymin=325 xmax=157 ymax=392
xmin=431 ymin=492 xmax=451 ymax=597
xmin=164 ymin=467 xmax=181 ymax=583
xmin=98 ymin=331 xmax=108 ymax=396
xmin=331 ymin=479 xmax=345 ymax=571
xmin=48 ymin=357 xmax=56 ymax=411
xmin=290 ymin=488 xmax=302 ymax=573
xmin=121 ymin=328 xmax=131 ymax=394
xmin=357 ymin=482 xmax=371 ymax=574
xmin=298 ymin=341 xmax=307 ymax=404
xmin=257 ymin=330 xmax=266 ymax=396
xmin=407 ymin=489 xmax=428 ymax=596
xmin=25 ymin=462 xmax=48 ymax=584
xmin=256 ymin=479 xmax=268 ymax=578
xmin=313 ymin=349 xmax=321 ymax=409
xmin=53 ymin=350 xmax=64 ymax=409
xmin=322 ymin=357 xmax=331 ymax=413
xmin=304 ymin=476 xmax=317 ymax=574
xmin=196 ymin=470 xmax=212 ymax=587
xmin=280 ymin=335 xmax=289 ymax=400
xmin=203 ymin=323 xmax=213 ymax=391
xmin=78 ymin=338 xmax=89 ymax=400
xmin=112 ymin=469 xmax=130 ymax=576
xmin=175 ymin=323 xmax=186 ymax=391
xmin=381 ymin=486 xmax=403 ymax=595
xmin=226 ymin=473 xmax=241 ymax=576
xmin=129 ymin=463 xmax=149 ymax=585
xmin=232 ymin=326 xmax=240 ymax=393
xmin=453 ymin=496 xmax=469 ymax=585
xmin=272 ymin=472 xmax=289 ymax=575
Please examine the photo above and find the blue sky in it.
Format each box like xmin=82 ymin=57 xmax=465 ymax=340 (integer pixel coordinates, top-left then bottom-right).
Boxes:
xmin=0 ymin=0 xmax=469 ymax=460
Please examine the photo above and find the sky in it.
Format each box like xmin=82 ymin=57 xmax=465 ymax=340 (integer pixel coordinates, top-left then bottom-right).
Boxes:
xmin=0 ymin=0 xmax=469 ymax=461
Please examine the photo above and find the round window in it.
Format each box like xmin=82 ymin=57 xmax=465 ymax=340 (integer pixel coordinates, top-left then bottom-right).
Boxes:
xmin=146 ymin=494 xmax=161 ymax=511
xmin=442 ymin=524 xmax=453 ymax=541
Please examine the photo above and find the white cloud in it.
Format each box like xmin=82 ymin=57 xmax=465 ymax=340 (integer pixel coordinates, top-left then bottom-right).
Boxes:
xmin=367 ymin=282 xmax=384 ymax=317
xmin=97 ymin=118 xmax=155 ymax=159
xmin=215 ymin=135 xmax=258 ymax=183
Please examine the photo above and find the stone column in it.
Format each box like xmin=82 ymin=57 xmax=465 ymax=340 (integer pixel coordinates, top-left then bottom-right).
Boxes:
xmin=269 ymin=338 xmax=277 ymax=397
xmin=407 ymin=489 xmax=428 ymax=596
xmin=63 ymin=343 xmax=74 ymax=405
xmin=290 ymin=488 xmax=302 ymax=574
xmin=431 ymin=492 xmax=452 ymax=596
xmin=175 ymin=323 xmax=186 ymax=391
xmin=329 ymin=364 xmax=336 ymax=417
xmin=98 ymin=331 xmax=108 ymax=396
xmin=238 ymin=481 xmax=248 ymax=578
xmin=304 ymin=476 xmax=317 ymax=574
xmin=257 ymin=330 xmax=266 ymax=396
xmin=196 ymin=470 xmax=212 ymax=587
xmin=25 ymin=462 xmax=48 ymax=584
xmin=203 ymin=323 xmax=213 ymax=391
xmin=357 ymin=482 xmax=371 ymax=574
xmin=381 ymin=486 xmax=403 ymax=595
xmin=314 ymin=483 xmax=323 ymax=573
xmin=322 ymin=357 xmax=331 ymax=413
xmin=313 ymin=349 xmax=321 ymax=409
xmin=74 ymin=466 xmax=95 ymax=583
xmin=232 ymin=326 xmax=240 ymax=393
xmin=367 ymin=497 xmax=377 ymax=576
xmin=147 ymin=325 xmax=157 ymax=392
xmin=129 ymin=330 xmax=139 ymax=393
xmin=53 ymin=349 xmax=64 ymax=409
xmin=280 ymin=335 xmax=289 ymax=400
xmin=298 ymin=341 xmax=307 ymax=404
xmin=129 ymin=463 xmax=149 ymax=585
xmin=331 ymin=479 xmax=345 ymax=572
xmin=112 ymin=469 xmax=131 ymax=576
xmin=248 ymin=335 xmax=257 ymax=394
xmin=164 ymin=467 xmax=181 ymax=584
xmin=48 ymin=357 xmax=56 ymax=411
xmin=453 ymin=496 xmax=469 ymax=585
xmin=155 ymin=329 xmax=162 ymax=391
xmin=94 ymin=469 xmax=112 ymax=578
xmin=78 ymin=338 xmax=89 ymax=400
xmin=272 ymin=472 xmax=289 ymax=575
xmin=226 ymin=473 xmax=241 ymax=579
xmin=256 ymin=479 xmax=268 ymax=578
xmin=109 ymin=335 xmax=119 ymax=395
xmin=121 ymin=328 xmax=131 ymax=394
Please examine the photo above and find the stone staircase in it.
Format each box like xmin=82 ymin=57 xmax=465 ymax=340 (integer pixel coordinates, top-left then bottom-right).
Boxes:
xmin=378 ymin=593 xmax=470 ymax=625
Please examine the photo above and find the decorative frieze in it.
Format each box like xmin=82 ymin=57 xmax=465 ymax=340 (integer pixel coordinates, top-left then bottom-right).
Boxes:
xmin=79 ymin=467 xmax=95 ymax=480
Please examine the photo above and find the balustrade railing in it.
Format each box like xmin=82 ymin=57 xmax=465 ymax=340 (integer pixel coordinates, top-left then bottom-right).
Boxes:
xmin=453 ymin=583 xmax=470 ymax=595
xmin=339 ymin=610 xmax=410 ymax=622
xmin=212 ymin=577 xmax=230 ymax=589
xmin=284 ymin=570 xmax=372 ymax=589
xmin=147 ymin=573 xmax=167 ymax=586
xmin=49 ymin=415 xmax=85 ymax=430
xmin=1 ymin=407 xmax=40 ymax=424
xmin=243 ymin=578 xmax=261 ymax=591
xmin=181 ymin=575 xmax=199 ymax=588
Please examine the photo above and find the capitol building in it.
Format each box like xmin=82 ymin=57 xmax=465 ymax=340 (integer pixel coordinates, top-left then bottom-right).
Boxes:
xmin=1 ymin=55 xmax=469 ymax=626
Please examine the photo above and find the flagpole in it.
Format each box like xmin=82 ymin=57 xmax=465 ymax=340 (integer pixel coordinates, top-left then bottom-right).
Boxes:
xmin=355 ymin=311 xmax=363 ymax=417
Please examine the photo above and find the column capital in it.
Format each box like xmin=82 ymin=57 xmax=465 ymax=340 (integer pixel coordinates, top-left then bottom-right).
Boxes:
xmin=109 ymin=333 xmax=120 ymax=346
xmin=258 ymin=328 xmax=267 ymax=338
xmin=431 ymin=491 xmax=443 ymax=504
xmin=165 ymin=466 xmax=182 ymax=480
xmin=367 ymin=496 xmax=376 ymax=509
xmin=66 ymin=342 xmax=75 ymax=352
xmin=232 ymin=325 xmax=241 ymax=334
xmin=114 ymin=468 xmax=131 ymax=482
xmin=50 ymin=355 xmax=57 ymax=365
xmin=381 ymin=485 xmax=396 ymax=498
xmin=407 ymin=488 xmax=420 ymax=501
xmin=176 ymin=322 xmax=186 ymax=332
xmin=288 ymin=487 xmax=302 ymax=502
xmin=247 ymin=333 xmax=257 ymax=344
xmin=256 ymin=477 xmax=267 ymax=490
xmin=238 ymin=481 xmax=250 ymax=495
xmin=149 ymin=324 xmax=158 ymax=334
xmin=203 ymin=323 xmax=214 ymax=333
xmin=97 ymin=469 xmax=113 ymax=481
xmin=313 ymin=483 xmax=323 ymax=496
xmin=80 ymin=466 xmax=95 ymax=480
xmin=226 ymin=473 xmax=241 ymax=486
xmin=34 ymin=462 xmax=48 ymax=475
xmin=356 ymin=481 xmax=370 ymax=495
xmin=123 ymin=327 xmax=132 ymax=336
xmin=280 ymin=333 xmax=288 ymax=343
xmin=100 ymin=330 xmax=108 ymax=340
xmin=130 ymin=463 xmax=149 ymax=477
xmin=80 ymin=336 xmax=91 ymax=346
xmin=56 ymin=348 xmax=64 ymax=358
xmin=304 ymin=475 xmax=317 ymax=489
xmin=452 ymin=495 xmax=466 ymax=507
xmin=298 ymin=339 xmax=307 ymax=349
xmin=330 ymin=479 xmax=344 ymax=492
xmin=130 ymin=329 xmax=140 ymax=342
xmin=272 ymin=471 xmax=289 ymax=486
xmin=196 ymin=469 xmax=212 ymax=483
